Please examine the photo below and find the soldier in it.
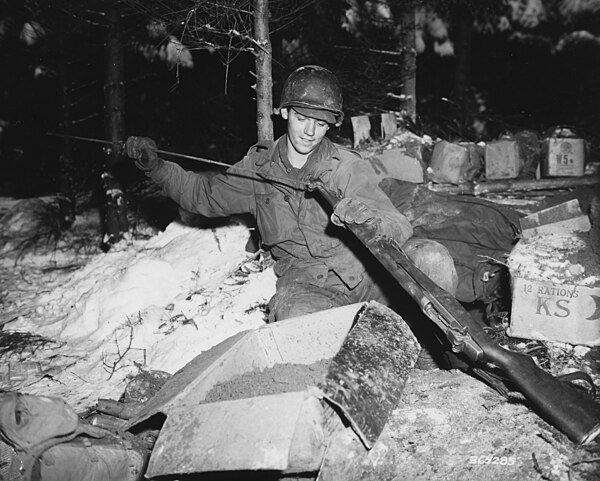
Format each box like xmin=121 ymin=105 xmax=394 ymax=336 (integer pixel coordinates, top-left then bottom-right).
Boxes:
xmin=125 ymin=65 xmax=458 ymax=322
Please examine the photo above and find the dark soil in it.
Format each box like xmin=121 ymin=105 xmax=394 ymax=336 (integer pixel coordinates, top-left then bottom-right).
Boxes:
xmin=203 ymin=360 xmax=331 ymax=403
xmin=122 ymin=369 xmax=172 ymax=403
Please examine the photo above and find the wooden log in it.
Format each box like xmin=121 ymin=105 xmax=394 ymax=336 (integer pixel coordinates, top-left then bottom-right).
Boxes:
xmin=427 ymin=175 xmax=600 ymax=196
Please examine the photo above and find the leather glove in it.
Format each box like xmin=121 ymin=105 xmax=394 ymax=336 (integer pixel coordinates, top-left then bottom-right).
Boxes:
xmin=332 ymin=197 xmax=413 ymax=244
xmin=125 ymin=136 xmax=160 ymax=171
xmin=331 ymin=198 xmax=376 ymax=226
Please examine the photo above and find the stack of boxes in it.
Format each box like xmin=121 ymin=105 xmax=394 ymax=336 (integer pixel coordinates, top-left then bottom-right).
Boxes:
xmin=428 ymin=128 xmax=587 ymax=184
xmin=426 ymin=129 xmax=596 ymax=346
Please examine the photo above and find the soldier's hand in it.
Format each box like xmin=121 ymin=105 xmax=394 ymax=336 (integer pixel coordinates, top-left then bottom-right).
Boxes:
xmin=125 ymin=136 xmax=160 ymax=171
xmin=332 ymin=197 xmax=413 ymax=243
xmin=331 ymin=198 xmax=375 ymax=226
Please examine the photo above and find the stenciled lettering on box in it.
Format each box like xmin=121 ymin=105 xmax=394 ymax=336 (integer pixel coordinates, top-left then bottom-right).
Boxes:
xmin=509 ymin=277 xmax=600 ymax=346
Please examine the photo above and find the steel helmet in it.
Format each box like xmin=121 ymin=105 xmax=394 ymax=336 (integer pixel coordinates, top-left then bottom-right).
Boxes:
xmin=278 ymin=65 xmax=344 ymax=126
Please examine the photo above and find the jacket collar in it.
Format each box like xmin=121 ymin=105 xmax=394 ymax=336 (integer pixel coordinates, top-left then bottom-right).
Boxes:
xmin=254 ymin=138 xmax=280 ymax=167
xmin=254 ymin=135 xmax=339 ymax=173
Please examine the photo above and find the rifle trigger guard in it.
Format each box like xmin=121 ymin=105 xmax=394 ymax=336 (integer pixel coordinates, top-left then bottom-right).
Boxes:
xmin=421 ymin=299 xmax=464 ymax=350
xmin=421 ymin=298 xmax=485 ymax=362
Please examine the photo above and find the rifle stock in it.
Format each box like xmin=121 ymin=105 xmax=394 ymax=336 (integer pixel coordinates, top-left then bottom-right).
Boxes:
xmin=313 ymin=182 xmax=600 ymax=445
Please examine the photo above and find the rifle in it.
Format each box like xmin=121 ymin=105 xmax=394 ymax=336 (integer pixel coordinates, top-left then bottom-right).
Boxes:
xmin=310 ymin=180 xmax=600 ymax=445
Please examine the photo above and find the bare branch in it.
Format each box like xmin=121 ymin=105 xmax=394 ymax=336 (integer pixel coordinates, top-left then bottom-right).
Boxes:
xmin=101 ymin=315 xmax=140 ymax=380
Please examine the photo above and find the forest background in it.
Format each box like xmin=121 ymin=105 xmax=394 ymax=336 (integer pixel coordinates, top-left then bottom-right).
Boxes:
xmin=0 ymin=0 xmax=599 ymax=239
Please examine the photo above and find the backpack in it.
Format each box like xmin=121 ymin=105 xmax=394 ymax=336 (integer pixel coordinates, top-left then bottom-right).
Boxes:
xmin=379 ymin=178 xmax=522 ymax=305
xmin=0 ymin=392 xmax=145 ymax=481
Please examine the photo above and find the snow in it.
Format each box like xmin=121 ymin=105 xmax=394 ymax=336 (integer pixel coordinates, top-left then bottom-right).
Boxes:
xmin=508 ymin=232 xmax=599 ymax=285
xmin=1 ymin=200 xmax=276 ymax=410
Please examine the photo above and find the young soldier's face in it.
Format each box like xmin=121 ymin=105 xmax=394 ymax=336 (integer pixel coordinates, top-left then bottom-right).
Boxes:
xmin=282 ymin=108 xmax=330 ymax=155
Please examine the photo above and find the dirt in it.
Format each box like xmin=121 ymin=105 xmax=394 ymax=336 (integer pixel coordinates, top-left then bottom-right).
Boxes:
xmin=331 ymin=368 xmax=600 ymax=481
xmin=390 ymin=372 xmax=588 ymax=481
xmin=203 ymin=360 xmax=331 ymax=403
xmin=188 ymin=362 xmax=600 ymax=481
xmin=121 ymin=369 xmax=172 ymax=403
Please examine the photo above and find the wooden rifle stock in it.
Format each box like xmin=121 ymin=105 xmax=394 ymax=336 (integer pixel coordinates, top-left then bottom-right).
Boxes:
xmin=313 ymin=182 xmax=600 ymax=445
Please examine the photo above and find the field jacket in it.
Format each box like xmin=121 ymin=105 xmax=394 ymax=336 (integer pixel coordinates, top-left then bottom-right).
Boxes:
xmin=146 ymin=136 xmax=413 ymax=289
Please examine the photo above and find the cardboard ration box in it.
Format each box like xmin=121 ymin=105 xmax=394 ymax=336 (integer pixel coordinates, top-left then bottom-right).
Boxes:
xmin=509 ymin=277 xmax=600 ymax=346
xmin=350 ymin=112 xmax=398 ymax=148
xmin=507 ymin=234 xmax=600 ymax=346
xmin=127 ymin=301 xmax=419 ymax=478
xmin=367 ymin=147 xmax=425 ymax=184
xmin=485 ymin=140 xmax=523 ymax=180
xmin=541 ymin=137 xmax=585 ymax=177
xmin=429 ymin=140 xmax=482 ymax=184
xmin=130 ymin=304 xmax=363 ymax=477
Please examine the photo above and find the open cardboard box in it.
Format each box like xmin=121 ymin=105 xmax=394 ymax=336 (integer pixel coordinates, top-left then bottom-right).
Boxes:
xmin=126 ymin=303 xmax=364 ymax=477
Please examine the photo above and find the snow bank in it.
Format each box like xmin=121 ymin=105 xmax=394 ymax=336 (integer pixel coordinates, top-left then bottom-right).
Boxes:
xmin=9 ymin=220 xmax=276 ymax=409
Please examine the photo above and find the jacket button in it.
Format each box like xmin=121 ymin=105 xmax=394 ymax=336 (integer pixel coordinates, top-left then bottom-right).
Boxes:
xmin=284 ymin=195 xmax=290 ymax=202
xmin=317 ymin=274 xmax=324 ymax=279
xmin=265 ymin=198 xmax=270 ymax=204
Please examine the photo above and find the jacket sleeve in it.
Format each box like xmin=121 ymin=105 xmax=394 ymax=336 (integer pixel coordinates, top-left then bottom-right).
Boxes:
xmin=145 ymin=155 xmax=259 ymax=217
xmin=331 ymin=153 xmax=414 ymax=245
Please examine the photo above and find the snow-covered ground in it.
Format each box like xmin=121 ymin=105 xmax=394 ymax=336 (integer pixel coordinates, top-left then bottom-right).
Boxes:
xmin=0 ymin=198 xmax=276 ymax=410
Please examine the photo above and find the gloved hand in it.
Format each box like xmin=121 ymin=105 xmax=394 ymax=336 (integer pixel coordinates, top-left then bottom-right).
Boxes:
xmin=331 ymin=198 xmax=376 ymax=226
xmin=124 ymin=136 xmax=160 ymax=171
xmin=332 ymin=197 xmax=413 ymax=244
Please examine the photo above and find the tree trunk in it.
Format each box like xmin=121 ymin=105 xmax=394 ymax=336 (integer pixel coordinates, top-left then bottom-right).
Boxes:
xmin=398 ymin=1 xmax=417 ymax=123
xmin=101 ymin=0 xmax=129 ymax=250
xmin=56 ymin=25 xmax=76 ymax=223
xmin=253 ymin=0 xmax=274 ymax=141
xmin=453 ymin=4 xmax=473 ymax=116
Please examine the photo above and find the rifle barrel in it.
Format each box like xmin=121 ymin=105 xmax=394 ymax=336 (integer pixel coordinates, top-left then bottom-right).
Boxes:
xmin=47 ymin=132 xmax=307 ymax=191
